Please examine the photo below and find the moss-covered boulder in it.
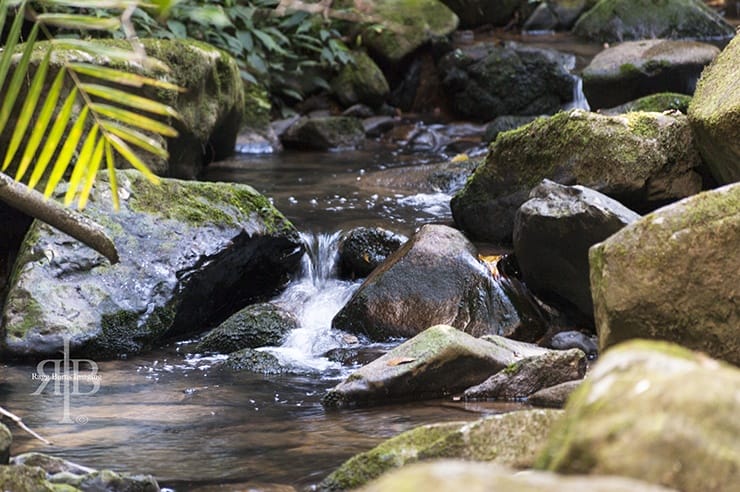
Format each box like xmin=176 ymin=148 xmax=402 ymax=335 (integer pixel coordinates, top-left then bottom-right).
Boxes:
xmin=322 ymin=325 xmax=550 ymax=408
xmin=331 ymin=225 xmax=525 ymax=340
xmin=688 ymin=33 xmax=740 ymax=185
xmin=582 ymin=39 xmax=719 ymax=109
xmin=451 ymin=109 xmax=703 ymax=244
xmin=1 ymin=170 xmax=303 ymax=358
xmin=536 ymin=340 xmax=740 ymax=491
xmin=0 ymin=465 xmax=55 ymax=492
xmin=601 ymin=92 xmax=692 ymax=115
xmin=513 ymin=180 xmax=641 ymax=318
xmin=4 ymin=39 xmax=244 ymax=180
xmin=0 ymin=423 xmax=10 ymax=465
xmin=336 ymin=0 xmax=458 ymax=64
xmin=440 ymin=0 xmax=522 ymax=28
xmin=359 ymin=460 xmax=677 ymax=492
xmin=281 ymin=116 xmax=365 ymax=150
xmin=573 ymin=0 xmax=735 ymax=43
xmin=338 ymin=227 xmax=407 ymax=279
xmin=438 ymin=43 xmax=575 ymax=121
xmin=332 ymin=51 xmax=390 ymax=108
xmin=320 ymin=409 xmax=561 ymax=490
xmin=589 ymin=183 xmax=740 ymax=365
xmin=195 ymin=303 xmax=298 ymax=354
xmin=223 ymin=347 xmax=286 ymax=374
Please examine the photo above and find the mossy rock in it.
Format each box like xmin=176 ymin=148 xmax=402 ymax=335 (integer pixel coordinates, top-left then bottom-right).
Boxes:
xmin=451 ymin=109 xmax=703 ymax=244
xmin=195 ymin=303 xmax=298 ymax=354
xmin=4 ymin=39 xmax=245 ymax=181
xmin=331 ymin=51 xmax=390 ymax=108
xmin=281 ymin=116 xmax=365 ymax=150
xmin=688 ymin=33 xmax=740 ymax=184
xmin=320 ymin=409 xmax=562 ymax=491
xmin=0 ymin=465 xmax=56 ymax=492
xmin=1 ymin=170 xmax=303 ymax=358
xmin=573 ymin=0 xmax=735 ymax=43
xmin=0 ymin=423 xmax=10 ymax=465
xmin=601 ymin=92 xmax=692 ymax=115
xmin=589 ymin=183 xmax=740 ymax=365
xmin=223 ymin=347 xmax=286 ymax=374
xmin=536 ymin=340 xmax=740 ymax=492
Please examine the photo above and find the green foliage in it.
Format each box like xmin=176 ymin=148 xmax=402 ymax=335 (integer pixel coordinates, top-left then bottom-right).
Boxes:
xmin=0 ymin=0 xmax=181 ymax=209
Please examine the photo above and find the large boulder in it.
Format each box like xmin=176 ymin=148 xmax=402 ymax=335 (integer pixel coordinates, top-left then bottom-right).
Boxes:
xmin=451 ymin=109 xmax=703 ymax=244
xmin=688 ymin=33 xmax=740 ymax=185
xmin=281 ymin=116 xmax=365 ymax=150
xmin=439 ymin=0 xmax=522 ymax=28
xmin=438 ymin=43 xmax=575 ymax=121
xmin=600 ymin=92 xmax=692 ymax=115
xmin=573 ymin=0 xmax=735 ymax=43
xmin=513 ymin=180 xmax=641 ymax=317
xmin=359 ymin=460 xmax=677 ymax=492
xmin=336 ymin=0 xmax=458 ymax=64
xmin=1 ymin=170 xmax=303 ymax=358
xmin=536 ymin=340 xmax=740 ymax=491
xmin=589 ymin=183 xmax=740 ymax=365
xmin=320 ymin=409 xmax=561 ymax=491
xmin=322 ymin=325 xmax=550 ymax=408
xmin=582 ymin=39 xmax=719 ymax=110
xmin=331 ymin=224 xmax=524 ymax=341
xmin=331 ymin=51 xmax=390 ymax=108
xmin=4 ymin=39 xmax=244 ymax=180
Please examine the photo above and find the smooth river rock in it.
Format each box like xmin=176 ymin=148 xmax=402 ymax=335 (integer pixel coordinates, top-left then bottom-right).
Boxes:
xmin=536 ymin=340 xmax=740 ymax=492
xmin=1 ymin=170 xmax=303 ymax=358
xmin=590 ymin=183 xmax=740 ymax=365
xmin=451 ymin=109 xmax=703 ymax=244
xmin=338 ymin=227 xmax=407 ymax=279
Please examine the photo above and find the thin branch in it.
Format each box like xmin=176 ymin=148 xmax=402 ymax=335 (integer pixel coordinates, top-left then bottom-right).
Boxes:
xmin=0 ymin=405 xmax=52 ymax=446
xmin=0 ymin=173 xmax=119 ymax=264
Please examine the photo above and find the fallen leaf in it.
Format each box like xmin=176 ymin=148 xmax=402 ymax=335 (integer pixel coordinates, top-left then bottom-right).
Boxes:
xmin=387 ymin=357 xmax=416 ymax=366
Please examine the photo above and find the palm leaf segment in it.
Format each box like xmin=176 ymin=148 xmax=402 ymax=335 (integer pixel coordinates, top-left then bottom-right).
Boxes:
xmin=0 ymin=0 xmax=182 ymax=210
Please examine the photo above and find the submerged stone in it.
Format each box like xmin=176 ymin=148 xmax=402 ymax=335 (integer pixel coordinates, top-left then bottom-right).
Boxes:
xmin=223 ymin=348 xmax=286 ymax=374
xmin=1 ymin=170 xmax=303 ymax=358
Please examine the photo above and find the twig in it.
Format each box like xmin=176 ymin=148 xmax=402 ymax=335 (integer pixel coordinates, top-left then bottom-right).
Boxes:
xmin=0 ymin=406 xmax=53 ymax=446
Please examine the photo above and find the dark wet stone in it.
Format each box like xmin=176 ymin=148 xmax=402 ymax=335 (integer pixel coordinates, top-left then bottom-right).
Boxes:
xmin=224 ymin=348 xmax=286 ymax=374
xmin=547 ymin=330 xmax=599 ymax=360
xmin=338 ymin=227 xmax=407 ymax=279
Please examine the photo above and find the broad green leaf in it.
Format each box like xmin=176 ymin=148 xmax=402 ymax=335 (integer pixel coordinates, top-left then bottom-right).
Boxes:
xmin=186 ymin=5 xmax=231 ymax=27
xmin=166 ymin=19 xmax=187 ymax=38
xmin=106 ymin=133 xmax=161 ymax=184
xmin=104 ymin=141 xmax=120 ymax=211
xmin=65 ymin=123 xmax=99 ymax=205
xmin=0 ymin=23 xmax=38 ymax=137
xmin=28 ymin=87 xmax=79 ymax=189
xmin=253 ymin=29 xmax=285 ymax=54
xmin=90 ymin=103 xmax=178 ymax=137
xmin=100 ymin=119 xmax=169 ymax=159
xmin=16 ymin=68 xmax=66 ymax=182
xmin=37 ymin=13 xmax=121 ymax=31
xmin=77 ymin=137 xmax=106 ymax=210
xmin=69 ymin=63 xmax=183 ymax=91
xmin=53 ymin=39 xmax=170 ymax=72
xmin=0 ymin=1 xmax=27 ymax=95
xmin=81 ymin=83 xmax=181 ymax=119
xmin=44 ymin=106 xmax=90 ymax=197
xmin=3 ymin=40 xmax=50 ymax=172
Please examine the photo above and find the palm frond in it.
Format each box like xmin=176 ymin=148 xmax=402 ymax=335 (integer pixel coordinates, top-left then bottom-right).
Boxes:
xmin=0 ymin=0 xmax=182 ymax=210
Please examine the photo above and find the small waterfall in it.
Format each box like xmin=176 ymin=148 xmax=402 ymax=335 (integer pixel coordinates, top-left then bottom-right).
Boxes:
xmin=268 ymin=231 xmax=361 ymax=372
xmin=565 ymin=75 xmax=591 ymax=111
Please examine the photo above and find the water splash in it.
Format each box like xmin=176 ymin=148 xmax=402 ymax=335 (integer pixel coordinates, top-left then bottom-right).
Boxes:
xmin=565 ymin=75 xmax=591 ymax=111
xmin=268 ymin=231 xmax=361 ymax=372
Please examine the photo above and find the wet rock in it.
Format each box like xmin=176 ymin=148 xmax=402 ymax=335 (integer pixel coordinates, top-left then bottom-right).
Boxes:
xmin=281 ymin=116 xmax=365 ymax=150
xmin=440 ymin=0 xmax=522 ymax=28
xmin=483 ymin=115 xmax=542 ymax=143
xmin=320 ymin=409 xmax=561 ymax=491
xmin=343 ymin=104 xmax=375 ymax=118
xmin=536 ymin=340 xmax=740 ymax=492
xmin=513 ymin=180 xmax=641 ymax=318
xmin=334 ymin=0 xmax=458 ymax=64
xmin=547 ymin=330 xmax=598 ymax=359
xmin=323 ymin=345 xmax=390 ymax=367
xmin=322 ymin=325 xmax=549 ymax=408
xmin=0 ymin=423 xmax=10 ymax=465
xmin=332 ymin=51 xmax=389 ymax=108
xmin=573 ymin=0 xmax=735 ymax=43
xmin=600 ymin=92 xmax=692 ymax=115
xmin=438 ymin=43 xmax=575 ymax=121
xmin=523 ymin=0 xmax=591 ymax=31
xmin=590 ymin=183 xmax=740 ymax=365
xmin=463 ymin=348 xmax=587 ymax=400
xmin=582 ymin=39 xmax=719 ymax=110
xmin=235 ymin=129 xmax=280 ymax=155
xmin=195 ymin=303 xmax=298 ymax=354
xmin=528 ymin=380 xmax=583 ymax=408
xmin=1 ymin=170 xmax=303 ymax=358
xmin=223 ymin=348 xmax=286 ymax=374
xmin=338 ymin=227 xmax=407 ymax=279
xmin=359 ymin=460 xmax=678 ymax=492
xmin=452 ymin=109 xmax=703 ymax=244
xmin=362 ymin=116 xmax=398 ymax=138
xmin=332 ymin=225 xmax=524 ymax=341
xmin=688 ymin=33 xmax=740 ymax=184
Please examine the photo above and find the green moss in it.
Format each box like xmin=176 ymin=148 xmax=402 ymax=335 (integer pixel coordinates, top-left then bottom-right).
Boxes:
xmin=625 ymin=111 xmax=661 ymax=138
xmin=5 ymin=295 xmax=45 ymax=339
xmin=618 ymin=63 xmax=639 ymax=76
xmin=628 ymin=92 xmax=692 ymax=113
xmin=243 ymin=82 xmax=271 ymax=131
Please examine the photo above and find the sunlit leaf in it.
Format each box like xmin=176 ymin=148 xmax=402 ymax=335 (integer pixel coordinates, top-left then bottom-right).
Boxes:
xmin=37 ymin=13 xmax=121 ymax=31
xmin=387 ymin=357 xmax=416 ymax=366
xmin=104 ymin=141 xmax=120 ymax=211
xmin=0 ymin=23 xmax=38 ymax=137
xmin=0 ymin=1 xmax=27 ymax=95
xmin=28 ymin=87 xmax=78 ymax=189
xmin=90 ymin=103 xmax=178 ymax=137
xmin=53 ymin=39 xmax=170 ymax=72
xmin=106 ymin=133 xmax=161 ymax=184
xmin=42 ymin=0 xmax=140 ymax=7
xmin=65 ymin=123 xmax=99 ymax=205
xmin=44 ymin=106 xmax=90 ymax=197
xmin=77 ymin=137 xmax=106 ymax=210
xmin=81 ymin=83 xmax=181 ymax=119
xmin=3 ymin=36 xmax=49 ymax=172
xmin=69 ymin=62 xmax=183 ymax=91
xmin=100 ymin=120 xmax=169 ymax=159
